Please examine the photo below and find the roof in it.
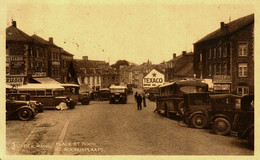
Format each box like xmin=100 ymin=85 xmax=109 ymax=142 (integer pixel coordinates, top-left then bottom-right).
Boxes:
xmin=6 ymin=25 xmax=32 ymax=42
xmin=209 ymin=94 xmax=241 ymax=100
xmin=109 ymin=85 xmax=127 ymax=89
xmin=195 ymin=14 xmax=254 ymax=44
xmin=17 ymin=83 xmax=64 ymax=90
xmin=61 ymin=49 xmax=74 ymax=57
xmin=61 ymin=83 xmax=79 ymax=87
xmin=166 ymin=52 xmax=194 ymax=76
xmin=31 ymin=34 xmax=49 ymax=45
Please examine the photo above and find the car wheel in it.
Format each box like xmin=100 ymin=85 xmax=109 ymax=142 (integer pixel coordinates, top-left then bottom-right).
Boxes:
xmin=81 ymin=100 xmax=89 ymax=105
xmin=68 ymin=105 xmax=75 ymax=109
xmin=212 ymin=117 xmax=231 ymax=136
xmin=177 ymin=101 xmax=184 ymax=116
xmin=248 ymin=128 xmax=254 ymax=149
xmin=191 ymin=113 xmax=208 ymax=129
xmin=38 ymin=106 xmax=44 ymax=113
xmin=18 ymin=108 xmax=33 ymax=121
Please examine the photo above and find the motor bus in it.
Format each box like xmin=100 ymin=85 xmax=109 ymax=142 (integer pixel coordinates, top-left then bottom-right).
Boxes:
xmin=17 ymin=83 xmax=75 ymax=109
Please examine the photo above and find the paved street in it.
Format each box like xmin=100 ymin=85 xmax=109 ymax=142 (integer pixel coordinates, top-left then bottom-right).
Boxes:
xmin=6 ymin=93 xmax=253 ymax=155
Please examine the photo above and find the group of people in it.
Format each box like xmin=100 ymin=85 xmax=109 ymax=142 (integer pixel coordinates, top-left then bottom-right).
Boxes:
xmin=134 ymin=92 xmax=146 ymax=110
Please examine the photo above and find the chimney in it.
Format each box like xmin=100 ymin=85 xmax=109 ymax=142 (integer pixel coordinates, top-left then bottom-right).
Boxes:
xmin=220 ymin=22 xmax=225 ymax=29
xmin=83 ymin=56 xmax=88 ymax=61
xmin=49 ymin=37 xmax=53 ymax=44
xmin=12 ymin=21 xmax=17 ymax=28
xmin=182 ymin=51 xmax=186 ymax=56
xmin=173 ymin=53 xmax=176 ymax=59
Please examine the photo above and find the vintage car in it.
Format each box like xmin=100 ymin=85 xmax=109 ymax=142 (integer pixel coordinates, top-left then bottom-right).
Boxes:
xmin=17 ymin=83 xmax=75 ymax=109
xmin=98 ymin=88 xmax=110 ymax=101
xmin=209 ymin=94 xmax=243 ymax=136
xmin=183 ymin=92 xmax=212 ymax=129
xmin=156 ymin=79 xmax=209 ymax=117
xmin=145 ymin=87 xmax=159 ymax=101
xmin=6 ymin=96 xmax=37 ymax=121
xmin=7 ymin=93 xmax=44 ymax=113
xmin=230 ymin=94 xmax=254 ymax=149
xmin=62 ymin=83 xmax=91 ymax=105
xmin=109 ymin=86 xmax=127 ymax=104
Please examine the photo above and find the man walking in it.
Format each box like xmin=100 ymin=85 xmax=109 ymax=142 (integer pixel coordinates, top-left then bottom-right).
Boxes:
xmin=142 ymin=92 xmax=146 ymax=107
xmin=137 ymin=94 xmax=142 ymax=110
xmin=134 ymin=91 xmax=138 ymax=102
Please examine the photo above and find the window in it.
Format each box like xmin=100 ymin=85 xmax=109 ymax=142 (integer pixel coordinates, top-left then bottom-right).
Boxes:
xmin=237 ymin=86 xmax=249 ymax=96
xmin=97 ymin=76 xmax=99 ymax=84
xmin=208 ymin=49 xmax=212 ymax=59
xmin=213 ymin=48 xmax=216 ymax=58
xmin=238 ymin=63 xmax=248 ymax=77
xmin=238 ymin=43 xmax=248 ymax=57
xmin=213 ymin=64 xmax=216 ymax=75
xmin=208 ymin=64 xmax=212 ymax=75
xmin=222 ymin=63 xmax=227 ymax=75
xmin=87 ymin=77 xmax=90 ymax=84
xmin=223 ymin=46 xmax=227 ymax=57
xmin=218 ymin=47 xmax=222 ymax=58
xmin=200 ymin=53 xmax=202 ymax=62
xmin=216 ymin=64 xmax=221 ymax=75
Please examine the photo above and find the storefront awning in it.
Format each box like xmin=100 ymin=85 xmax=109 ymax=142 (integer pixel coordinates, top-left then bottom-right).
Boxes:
xmin=33 ymin=77 xmax=61 ymax=85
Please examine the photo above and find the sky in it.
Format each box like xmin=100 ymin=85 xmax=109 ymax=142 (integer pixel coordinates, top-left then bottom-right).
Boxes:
xmin=4 ymin=0 xmax=255 ymax=65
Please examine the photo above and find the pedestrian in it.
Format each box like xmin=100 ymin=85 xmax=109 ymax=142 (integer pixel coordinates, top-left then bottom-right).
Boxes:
xmin=142 ymin=92 xmax=146 ymax=107
xmin=134 ymin=91 xmax=138 ymax=102
xmin=154 ymin=98 xmax=159 ymax=112
xmin=137 ymin=94 xmax=142 ymax=110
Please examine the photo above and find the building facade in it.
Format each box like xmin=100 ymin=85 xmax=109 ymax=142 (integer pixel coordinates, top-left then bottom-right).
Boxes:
xmin=6 ymin=21 xmax=75 ymax=86
xmin=165 ymin=51 xmax=194 ymax=82
xmin=61 ymin=49 xmax=74 ymax=83
xmin=6 ymin=21 xmax=33 ymax=86
xmin=193 ymin=14 xmax=254 ymax=95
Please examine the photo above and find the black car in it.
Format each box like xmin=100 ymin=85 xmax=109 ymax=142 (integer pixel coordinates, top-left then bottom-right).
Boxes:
xmin=230 ymin=94 xmax=254 ymax=149
xmin=7 ymin=93 xmax=44 ymax=113
xmin=6 ymin=97 xmax=37 ymax=121
xmin=109 ymin=86 xmax=127 ymax=104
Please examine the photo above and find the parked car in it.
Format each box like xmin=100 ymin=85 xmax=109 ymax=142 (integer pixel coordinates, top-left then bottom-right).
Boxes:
xmin=183 ymin=92 xmax=212 ymax=129
xmin=156 ymin=79 xmax=209 ymax=117
xmin=126 ymin=84 xmax=134 ymax=94
xmin=109 ymin=86 xmax=127 ymax=104
xmin=78 ymin=84 xmax=91 ymax=105
xmin=7 ymin=93 xmax=44 ymax=113
xmin=145 ymin=87 xmax=159 ymax=101
xmin=230 ymin=94 xmax=254 ymax=149
xmin=209 ymin=94 xmax=242 ymax=136
xmin=98 ymin=88 xmax=110 ymax=101
xmin=6 ymin=95 xmax=37 ymax=121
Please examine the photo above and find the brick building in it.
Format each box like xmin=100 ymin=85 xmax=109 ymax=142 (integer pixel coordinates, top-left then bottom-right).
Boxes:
xmin=6 ymin=21 xmax=75 ymax=86
xmin=6 ymin=21 xmax=33 ymax=86
xmin=193 ymin=14 xmax=254 ymax=95
xmin=61 ymin=49 xmax=74 ymax=83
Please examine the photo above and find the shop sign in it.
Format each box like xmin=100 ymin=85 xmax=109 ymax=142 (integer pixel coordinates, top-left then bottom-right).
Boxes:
xmin=214 ymin=83 xmax=231 ymax=91
xmin=52 ymin=61 xmax=60 ymax=65
xmin=6 ymin=76 xmax=24 ymax=85
xmin=32 ymin=72 xmax=47 ymax=77
xmin=11 ymin=61 xmax=24 ymax=69
xmin=213 ymin=75 xmax=231 ymax=83
xmin=6 ymin=56 xmax=23 ymax=61
xmin=143 ymin=69 xmax=164 ymax=88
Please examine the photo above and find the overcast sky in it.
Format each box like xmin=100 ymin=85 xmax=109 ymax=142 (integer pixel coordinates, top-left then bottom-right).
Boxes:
xmin=5 ymin=1 xmax=255 ymax=65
